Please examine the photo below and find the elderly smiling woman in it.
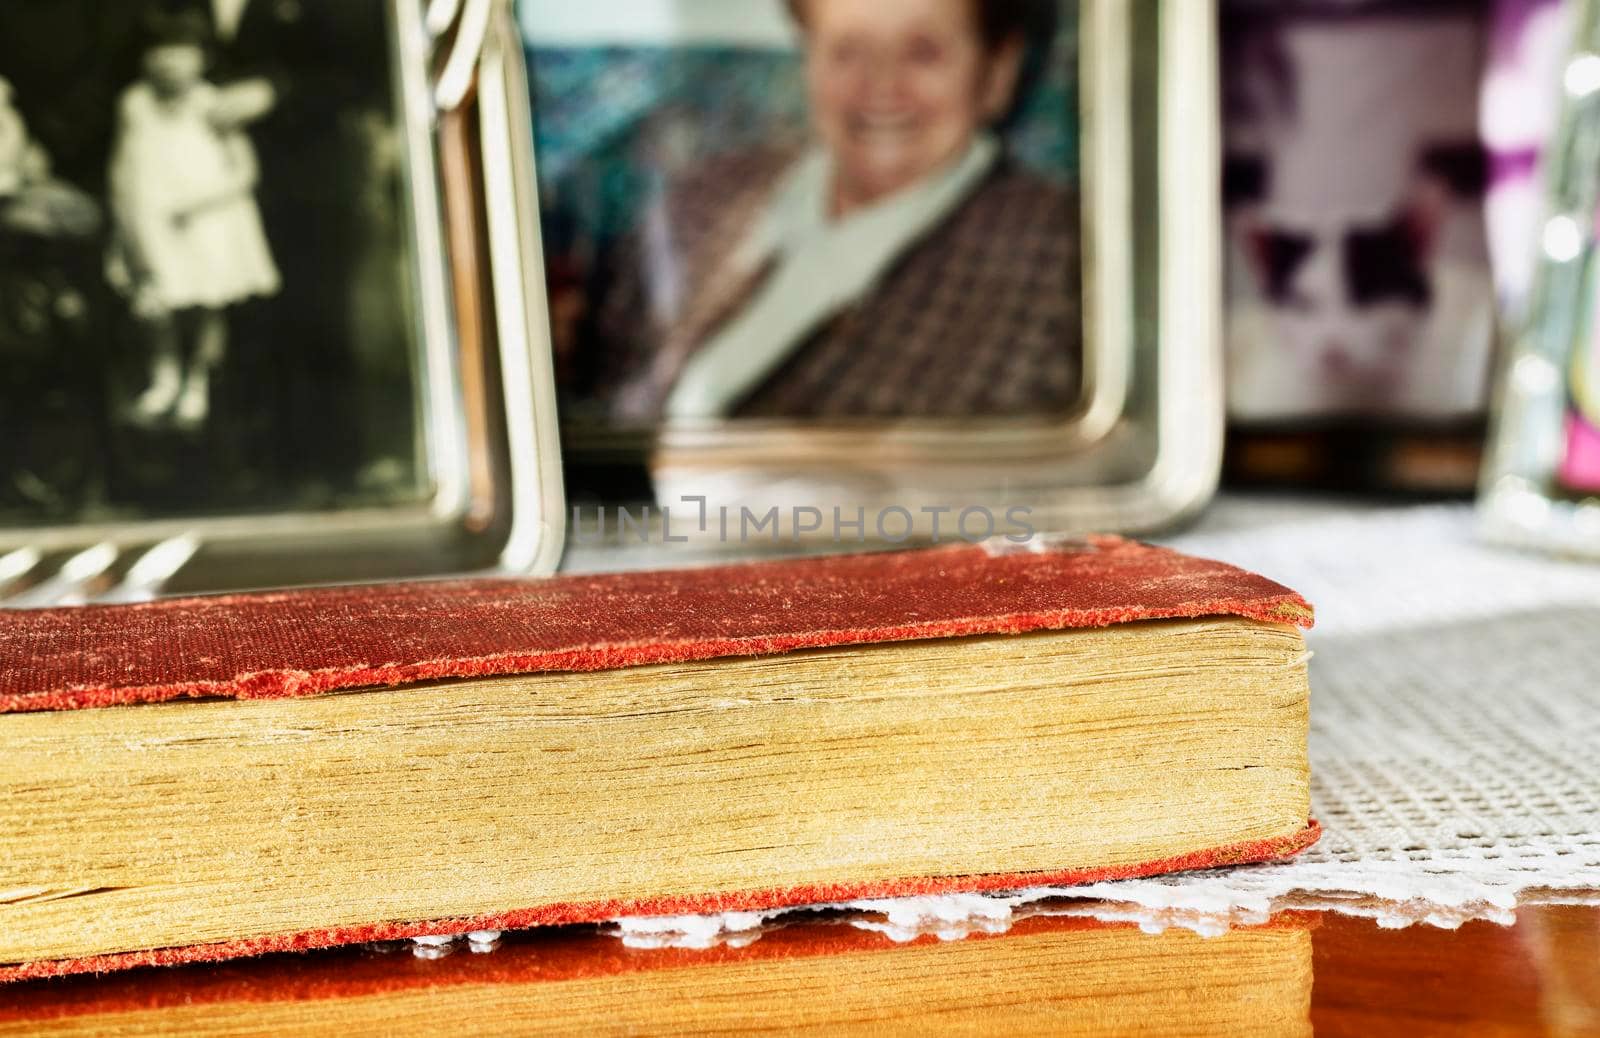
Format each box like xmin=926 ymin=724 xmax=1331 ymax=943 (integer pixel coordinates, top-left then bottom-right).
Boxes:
xmin=598 ymin=0 xmax=1080 ymax=423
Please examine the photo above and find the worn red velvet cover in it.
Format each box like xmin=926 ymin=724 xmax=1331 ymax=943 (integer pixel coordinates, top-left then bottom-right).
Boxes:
xmin=0 ymin=537 xmax=1311 ymax=714
xmin=0 ymin=538 xmax=1317 ymax=981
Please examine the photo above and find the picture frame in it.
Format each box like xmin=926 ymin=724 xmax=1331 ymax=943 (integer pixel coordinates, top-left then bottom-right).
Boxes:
xmin=0 ymin=0 xmax=565 ymax=598
xmin=1219 ymin=0 xmax=1500 ymax=498
xmin=525 ymin=0 xmax=1223 ymax=543
xmin=1480 ymin=0 xmax=1600 ymax=557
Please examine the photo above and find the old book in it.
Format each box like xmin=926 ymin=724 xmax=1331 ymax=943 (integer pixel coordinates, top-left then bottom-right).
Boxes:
xmin=0 ymin=538 xmax=1317 ymax=981
xmin=0 ymin=914 xmax=1316 ymax=1037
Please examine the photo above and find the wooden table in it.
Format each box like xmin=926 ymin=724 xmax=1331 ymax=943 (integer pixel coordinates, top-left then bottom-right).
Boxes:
xmin=1313 ymin=904 xmax=1599 ymax=1037
xmin=2 ymin=902 xmax=1594 ymax=1035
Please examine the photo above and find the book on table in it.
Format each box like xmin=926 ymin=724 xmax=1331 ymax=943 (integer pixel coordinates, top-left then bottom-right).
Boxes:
xmin=0 ymin=538 xmax=1317 ymax=980
xmin=0 ymin=911 xmax=1317 ymax=1037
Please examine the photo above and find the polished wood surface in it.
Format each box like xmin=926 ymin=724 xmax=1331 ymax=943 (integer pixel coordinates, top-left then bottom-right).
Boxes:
xmin=0 ymin=903 xmax=1594 ymax=1035
xmin=1312 ymin=904 xmax=1600 ymax=1037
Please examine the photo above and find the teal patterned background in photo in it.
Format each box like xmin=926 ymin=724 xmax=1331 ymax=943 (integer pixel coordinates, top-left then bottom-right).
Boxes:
xmin=521 ymin=11 xmax=1080 ymax=264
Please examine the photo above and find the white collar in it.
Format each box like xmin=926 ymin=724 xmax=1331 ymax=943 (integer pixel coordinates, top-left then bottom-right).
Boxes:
xmin=664 ymin=134 xmax=998 ymax=420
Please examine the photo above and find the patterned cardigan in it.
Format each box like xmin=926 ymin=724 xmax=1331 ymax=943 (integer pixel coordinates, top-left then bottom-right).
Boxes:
xmin=590 ymin=146 xmax=1082 ymax=421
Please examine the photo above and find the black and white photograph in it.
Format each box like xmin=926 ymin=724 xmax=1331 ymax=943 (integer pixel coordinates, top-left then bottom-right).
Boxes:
xmin=524 ymin=0 xmax=1083 ymax=426
xmin=0 ymin=0 xmax=429 ymax=527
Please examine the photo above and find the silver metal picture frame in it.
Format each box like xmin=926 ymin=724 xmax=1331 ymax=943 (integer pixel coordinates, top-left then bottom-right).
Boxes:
xmin=1480 ymin=0 xmax=1600 ymax=558
xmin=524 ymin=0 xmax=1222 ymax=544
xmin=0 ymin=0 xmax=564 ymax=600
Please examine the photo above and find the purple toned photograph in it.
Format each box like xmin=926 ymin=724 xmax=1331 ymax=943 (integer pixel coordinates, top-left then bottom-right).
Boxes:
xmin=1223 ymin=0 xmax=1497 ymax=421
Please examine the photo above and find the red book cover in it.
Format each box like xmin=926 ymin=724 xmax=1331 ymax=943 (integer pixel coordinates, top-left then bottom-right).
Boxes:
xmin=0 ymin=538 xmax=1318 ymax=981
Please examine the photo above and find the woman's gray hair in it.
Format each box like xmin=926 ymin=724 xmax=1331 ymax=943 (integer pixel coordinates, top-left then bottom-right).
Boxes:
xmin=786 ymin=0 xmax=1048 ymax=51
xmin=784 ymin=0 xmax=1059 ymax=128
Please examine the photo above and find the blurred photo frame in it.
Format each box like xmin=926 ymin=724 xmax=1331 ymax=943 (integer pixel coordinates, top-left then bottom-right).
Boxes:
xmin=0 ymin=0 xmax=564 ymax=596
xmin=1481 ymin=0 xmax=1600 ymax=557
xmin=1220 ymin=0 xmax=1500 ymax=495
xmin=524 ymin=0 xmax=1224 ymax=540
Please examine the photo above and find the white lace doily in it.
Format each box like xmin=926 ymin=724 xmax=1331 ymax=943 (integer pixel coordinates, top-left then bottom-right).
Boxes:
xmin=593 ymin=504 xmax=1600 ymax=944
